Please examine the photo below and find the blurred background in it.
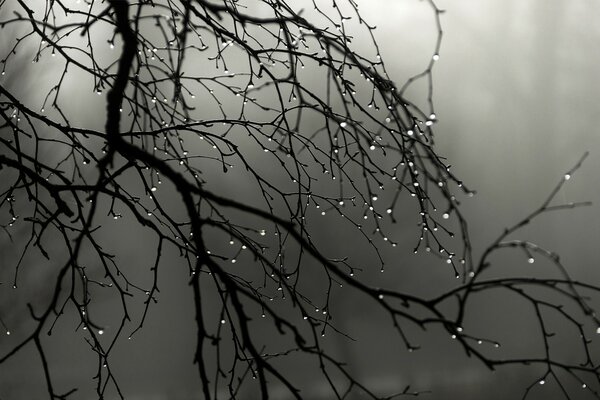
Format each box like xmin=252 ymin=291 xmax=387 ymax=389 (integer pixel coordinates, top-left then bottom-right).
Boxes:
xmin=1 ymin=0 xmax=600 ymax=399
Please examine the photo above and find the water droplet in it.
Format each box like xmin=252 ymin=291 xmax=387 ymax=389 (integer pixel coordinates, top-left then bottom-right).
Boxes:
xmin=98 ymin=330 xmax=104 ymax=335
xmin=432 ymin=54 xmax=440 ymax=61
xmin=539 ymin=380 xmax=545 ymax=385
xmin=564 ymin=174 xmax=571 ymax=180
xmin=528 ymin=257 xmax=535 ymax=264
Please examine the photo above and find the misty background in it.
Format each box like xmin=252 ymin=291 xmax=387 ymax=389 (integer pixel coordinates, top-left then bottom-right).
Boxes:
xmin=1 ymin=0 xmax=600 ymax=399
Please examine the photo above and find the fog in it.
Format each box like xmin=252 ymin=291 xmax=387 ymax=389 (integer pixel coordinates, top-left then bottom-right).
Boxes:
xmin=1 ymin=0 xmax=600 ymax=399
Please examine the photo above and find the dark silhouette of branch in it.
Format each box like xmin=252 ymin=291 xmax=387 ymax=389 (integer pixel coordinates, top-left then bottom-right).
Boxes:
xmin=0 ymin=1 xmax=599 ymax=399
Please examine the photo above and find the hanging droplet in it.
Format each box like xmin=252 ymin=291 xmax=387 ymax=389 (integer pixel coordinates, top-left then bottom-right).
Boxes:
xmin=528 ymin=257 xmax=535 ymax=264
